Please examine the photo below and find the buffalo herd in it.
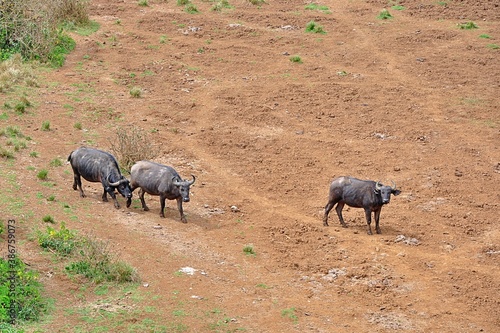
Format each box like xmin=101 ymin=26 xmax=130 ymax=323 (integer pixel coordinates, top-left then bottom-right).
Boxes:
xmin=68 ymin=147 xmax=400 ymax=234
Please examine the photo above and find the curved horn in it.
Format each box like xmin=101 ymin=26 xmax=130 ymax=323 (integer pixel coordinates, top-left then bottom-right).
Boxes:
xmin=188 ymin=174 xmax=196 ymax=185
xmin=391 ymin=180 xmax=397 ymax=190
xmin=172 ymin=176 xmax=181 ymax=186
xmin=375 ymin=181 xmax=383 ymax=191
xmin=108 ymin=175 xmax=127 ymax=187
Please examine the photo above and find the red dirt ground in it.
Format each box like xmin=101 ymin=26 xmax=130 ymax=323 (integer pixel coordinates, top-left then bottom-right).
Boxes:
xmin=2 ymin=0 xmax=499 ymax=332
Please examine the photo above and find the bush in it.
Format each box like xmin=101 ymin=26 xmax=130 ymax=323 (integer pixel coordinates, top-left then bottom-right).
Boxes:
xmin=109 ymin=126 xmax=159 ymax=171
xmin=65 ymin=236 xmax=139 ymax=283
xmin=0 ymin=0 xmax=86 ymax=65
xmin=0 ymin=257 xmax=48 ymax=323
xmin=37 ymin=222 xmax=77 ymax=256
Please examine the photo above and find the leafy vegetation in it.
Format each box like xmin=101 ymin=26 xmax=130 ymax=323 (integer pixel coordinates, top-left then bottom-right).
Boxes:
xmin=305 ymin=21 xmax=326 ymax=34
xmin=0 ymin=0 xmax=87 ymax=65
xmin=377 ymin=9 xmax=393 ymax=20
xmin=304 ymin=3 xmax=331 ymax=14
xmin=289 ymin=55 xmax=302 ymax=63
xmin=212 ymin=0 xmax=233 ymax=12
xmin=281 ymin=307 xmax=298 ymax=324
xmin=37 ymin=223 xmax=139 ymax=283
xmin=0 ymin=257 xmax=48 ymax=325
xmin=41 ymin=121 xmax=51 ymax=131
xmin=458 ymin=21 xmax=478 ymax=30
xmin=243 ymin=244 xmax=256 ymax=256
xmin=129 ymin=86 xmax=142 ymax=98
xmin=36 ymin=169 xmax=48 ymax=180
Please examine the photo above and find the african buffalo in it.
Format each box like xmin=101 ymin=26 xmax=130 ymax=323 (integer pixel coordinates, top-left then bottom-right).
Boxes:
xmin=127 ymin=160 xmax=195 ymax=222
xmin=67 ymin=147 xmax=132 ymax=208
xmin=323 ymin=176 xmax=400 ymax=235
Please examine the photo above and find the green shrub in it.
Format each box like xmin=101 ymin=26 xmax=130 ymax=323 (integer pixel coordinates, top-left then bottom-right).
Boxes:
xmin=138 ymin=0 xmax=149 ymax=6
xmin=129 ymin=86 xmax=142 ymax=98
xmin=37 ymin=169 xmax=48 ymax=180
xmin=289 ymin=55 xmax=302 ymax=63
xmin=458 ymin=21 xmax=478 ymax=30
xmin=42 ymin=215 xmax=55 ymax=223
xmin=0 ymin=257 xmax=48 ymax=323
xmin=37 ymin=222 xmax=77 ymax=256
xmin=50 ymin=158 xmax=63 ymax=167
xmin=73 ymin=122 xmax=82 ymax=130
xmin=305 ymin=21 xmax=326 ymax=34
xmin=41 ymin=121 xmax=51 ymax=131
xmin=377 ymin=9 xmax=393 ymax=20
xmin=243 ymin=245 xmax=256 ymax=256
xmin=0 ymin=0 xmax=87 ymax=64
xmin=185 ymin=3 xmax=199 ymax=14
xmin=65 ymin=237 xmax=139 ymax=283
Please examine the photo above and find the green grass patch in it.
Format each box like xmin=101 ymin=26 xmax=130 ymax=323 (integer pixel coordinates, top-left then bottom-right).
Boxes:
xmin=304 ymin=3 xmax=331 ymax=14
xmin=281 ymin=307 xmax=298 ymax=324
xmin=479 ymin=34 xmax=491 ymax=39
xmin=41 ymin=121 xmax=51 ymax=131
xmin=212 ymin=0 xmax=233 ymax=11
xmin=377 ymin=9 xmax=393 ymax=20
xmin=391 ymin=5 xmax=405 ymax=10
xmin=37 ymin=169 xmax=49 ymax=180
xmin=305 ymin=21 xmax=326 ymax=34
xmin=487 ymin=44 xmax=499 ymax=49
xmin=243 ymin=245 xmax=256 ymax=256
xmin=289 ymin=55 xmax=302 ymax=63
xmin=0 ymin=257 xmax=48 ymax=325
xmin=457 ymin=21 xmax=478 ymax=30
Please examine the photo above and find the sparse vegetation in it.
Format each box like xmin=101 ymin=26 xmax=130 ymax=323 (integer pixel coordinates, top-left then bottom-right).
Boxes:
xmin=377 ymin=9 xmax=393 ymax=20
xmin=50 ymin=158 xmax=63 ymax=167
xmin=0 ymin=55 xmax=38 ymax=92
xmin=479 ymin=34 xmax=491 ymax=39
xmin=281 ymin=307 xmax=298 ymax=324
xmin=458 ymin=21 xmax=478 ymax=30
xmin=304 ymin=3 xmax=331 ymax=14
xmin=487 ymin=44 xmax=499 ymax=49
xmin=177 ymin=0 xmax=190 ymax=5
xmin=73 ymin=122 xmax=82 ymax=130
xmin=138 ymin=0 xmax=149 ymax=6
xmin=185 ymin=3 xmax=199 ymax=14
xmin=212 ymin=0 xmax=233 ymax=11
xmin=129 ymin=86 xmax=142 ymax=98
xmin=109 ymin=126 xmax=159 ymax=171
xmin=37 ymin=169 xmax=49 ymax=180
xmin=37 ymin=223 xmax=139 ymax=283
xmin=243 ymin=244 xmax=256 ymax=256
xmin=42 ymin=215 xmax=55 ymax=223
xmin=41 ymin=121 xmax=51 ymax=131
xmin=305 ymin=21 xmax=326 ymax=34
xmin=247 ymin=0 xmax=266 ymax=5
xmin=289 ymin=55 xmax=302 ymax=63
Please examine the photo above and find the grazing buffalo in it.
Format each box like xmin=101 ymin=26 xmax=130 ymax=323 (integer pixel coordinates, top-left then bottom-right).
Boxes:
xmin=127 ymin=160 xmax=195 ymax=222
xmin=323 ymin=176 xmax=401 ymax=235
xmin=67 ymin=147 xmax=132 ymax=208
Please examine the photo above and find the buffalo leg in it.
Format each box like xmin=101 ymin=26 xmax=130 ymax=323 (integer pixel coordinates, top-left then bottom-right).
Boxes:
xmin=73 ymin=172 xmax=86 ymax=197
xmin=323 ymin=201 xmax=334 ymax=226
xmin=335 ymin=202 xmax=348 ymax=228
xmin=177 ymin=198 xmax=186 ymax=223
xmin=103 ymin=189 xmax=120 ymax=209
xmin=159 ymin=193 xmax=167 ymax=218
xmin=374 ymin=209 xmax=382 ymax=234
xmin=364 ymin=209 xmax=373 ymax=235
xmin=138 ymin=189 xmax=149 ymax=211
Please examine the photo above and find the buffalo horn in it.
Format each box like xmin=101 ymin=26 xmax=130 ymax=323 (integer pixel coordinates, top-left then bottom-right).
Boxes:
xmin=375 ymin=181 xmax=383 ymax=190
xmin=188 ymin=175 xmax=196 ymax=185
xmin=391 ymin=180 xmax=397 ymax=190
xmin=108 ymin=175 xmax=126 ymax=187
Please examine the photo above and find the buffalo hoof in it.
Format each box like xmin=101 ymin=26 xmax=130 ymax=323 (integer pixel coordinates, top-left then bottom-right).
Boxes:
xmin=143 ymin=206 xmax=149 ymax=211
xmin=181 ymin=217 xmax=187 ymax=223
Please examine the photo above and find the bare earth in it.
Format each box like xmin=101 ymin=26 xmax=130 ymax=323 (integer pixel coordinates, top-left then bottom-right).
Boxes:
xmin=2 ymin=0 xmax=499 ymax=332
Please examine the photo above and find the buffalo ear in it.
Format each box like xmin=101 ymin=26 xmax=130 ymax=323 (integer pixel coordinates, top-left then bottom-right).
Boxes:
xmin=392 ymin=189 xmax=401 ymax=196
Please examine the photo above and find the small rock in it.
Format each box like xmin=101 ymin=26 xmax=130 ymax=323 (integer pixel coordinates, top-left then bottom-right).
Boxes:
xmin=230 ymin=205 xmax=240 ymax=212
xmin=143 ymin=283 xmax=149 ymax=288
